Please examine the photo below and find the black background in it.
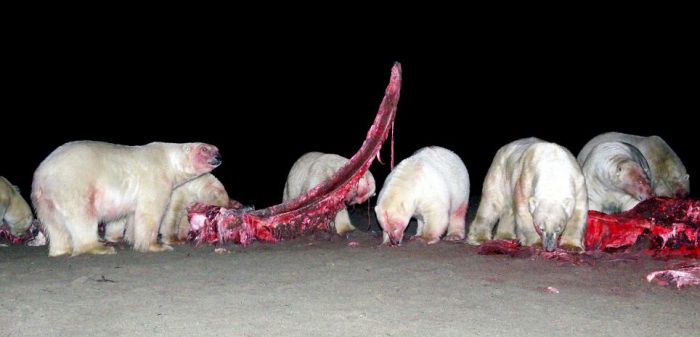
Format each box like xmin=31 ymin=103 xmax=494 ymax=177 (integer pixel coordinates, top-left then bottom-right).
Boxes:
xmin=5 ymin=20 xmax=697 ymax=210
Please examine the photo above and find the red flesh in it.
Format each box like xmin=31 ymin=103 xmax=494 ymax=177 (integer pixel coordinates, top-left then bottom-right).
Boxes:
xmin=188 ymin=63 xmax=402 ymax=246
xmin=479 ymin=197 xmax=700 ymax=262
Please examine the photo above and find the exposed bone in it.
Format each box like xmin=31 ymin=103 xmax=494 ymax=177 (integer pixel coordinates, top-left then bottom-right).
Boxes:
xmin=188 ymin=62 xmax=402 ymax=246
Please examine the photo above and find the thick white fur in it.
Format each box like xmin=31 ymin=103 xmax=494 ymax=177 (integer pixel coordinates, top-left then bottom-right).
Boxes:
xmin=578 ymin=132 xmax=689 ymax=198
xmin=375 ymin=146 xmax=470 ymax=245
xmin=580 ymin=141 xmax=653 ymax=213
xmin=283 ymin=152 xmax=375 ymax=235
xmin=1 ymin=176 xmax=34 ymax=236
xmin=467 ymin=138 xmax=588 ymax=252
xmin=32 ymin=141 xmax=221 ymax=256
xmin=105 ymin=173 xmax=230 ymax=244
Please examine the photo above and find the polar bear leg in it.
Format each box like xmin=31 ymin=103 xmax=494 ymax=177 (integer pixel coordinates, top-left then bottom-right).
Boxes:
xmin=559 ymin=188 xmax=587 ymax=253
xmin=333 ymin=208 xmax=355 ymax=235
xmin=66 ymin=212 xmax=115 ymax=256
xmin=514 ymin=197 xmax=541 ymax=247
xmin=494 ymin=207 xmax=516 ymax=240
xmin=419 ymin=209 xmax=448 ymax=244
xmin=104 ymin=218 xmax=126 ymax=243
xmin=133 ymin=201 xmax=173 ymax=253
xmin=445 ymin=202 xmax=467 ymax=241
xmin=159 ymin=210 xmax=180 ymax=245
xmin=467 ymin=197 xmax=501 ymax=245
xmin=40 ymin=211 xmax=74 ymax=257
xmin=175 ymin=216 xmax=192 ymax=243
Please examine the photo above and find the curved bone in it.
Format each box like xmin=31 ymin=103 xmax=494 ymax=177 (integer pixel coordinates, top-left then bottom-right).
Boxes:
xmin=188 ymin=62 xmax=402 ymax=246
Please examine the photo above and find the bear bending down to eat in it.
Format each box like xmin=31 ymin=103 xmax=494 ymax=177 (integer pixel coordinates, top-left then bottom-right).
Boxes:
xmin=579 ymin=141 xmax=653 ymax=214
xmin=577 ymin=132 xmax=689 ymax=198
xmin=467 ymin=138 xmax=588 ymax=252
xmin=375 ymin=146 xmax=470 ymax=245
xmin=32 ymin=141 xmax=221 ymax=256
xmin=1 ymin=176 xmax=34 ymax=236
xmin=105 ymin=173 xmax=230 ymax=245
xmin=283 ymin=152 xmax=375 ymax=235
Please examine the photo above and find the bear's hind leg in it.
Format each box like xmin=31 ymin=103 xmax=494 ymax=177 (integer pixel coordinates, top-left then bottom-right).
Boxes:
xmin=34 ymin=200 xmax=73 ymax=257
xmin=445 ymin=202 xmax=468 ymax=241
xmin=67 ymin=214 xmax=115 ymax=256
xmin=44 ymin=217 xmax=73 ymax=257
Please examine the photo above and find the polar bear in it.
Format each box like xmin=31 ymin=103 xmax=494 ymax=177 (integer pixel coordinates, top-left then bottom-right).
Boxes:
xmin=104 ymin=173 xmax=230 ymax=244
xmin=467 ymin=138 xmax=588 ymax=252
xmin=580 ymin=141 xmax=653 ymax=213
xmin=1 ymin=176 xmax=34 ymax=236
xmin=577 ymin=132 xmax=689 ymax=198
xmin=283 ymin=152 xmax=376 ymax=235
xmin=32 ymin=141 xmax=221 ymax=256
xmin=374 ymin=146 xmax=470 ymax=245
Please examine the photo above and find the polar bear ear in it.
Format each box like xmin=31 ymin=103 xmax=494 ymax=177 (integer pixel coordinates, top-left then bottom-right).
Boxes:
xmin=183 ymin=144 xmax=192 ymax=153
xmin=528 ymin=197 xmax=537 ymax=214
xmin=683 ymin=174 xmax=690 ymax=181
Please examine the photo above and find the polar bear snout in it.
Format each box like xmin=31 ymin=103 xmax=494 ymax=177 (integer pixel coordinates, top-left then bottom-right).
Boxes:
xmin=208 ymin=154 xmax=222 ymax=167
xmin=543 ymin=232 xmax=557 ymax=252
xmin=192 ymin=144 xmax=222 ymax=170
xmin=674 ymin=188 xmax=689 ymax=199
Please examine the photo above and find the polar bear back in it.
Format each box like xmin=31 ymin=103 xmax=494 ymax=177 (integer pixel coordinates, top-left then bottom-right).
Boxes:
xmin=32 ymin=141 xmax=202 ymax=224
xmin=35 ymin=141 xmax=179 ymax=189
xmin=379 ymin=146 xmax=469 ymax=209
xmin=500 ymin=138 xmax=581 ymax=202
xmin=283 ymin=152 xmax=350 ymax=201
xmin=577 ymin=132 xmax=688 ymax=197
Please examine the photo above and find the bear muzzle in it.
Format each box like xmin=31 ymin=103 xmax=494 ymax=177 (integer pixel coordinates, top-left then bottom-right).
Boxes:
xmin=208 ymin=154 xmax=222 ymax=167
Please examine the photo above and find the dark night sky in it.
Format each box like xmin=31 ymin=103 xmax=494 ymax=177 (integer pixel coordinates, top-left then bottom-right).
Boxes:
xmin=6 ymin=23 xmax=697 ymax=210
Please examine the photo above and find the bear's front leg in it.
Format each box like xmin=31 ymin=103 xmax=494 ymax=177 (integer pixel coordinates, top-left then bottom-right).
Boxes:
xmin=419 ymin=209 xmax=448 ymax=244
xmin=467 ymin=198 xmax=501 ymax=245
xmin=133 ymin=195 xmax=173 ymax=253
xmin=494 ymin=208 xmax=516 ymax=240
xmin=333 ymin=208 xmax=355 ymax=236
xmin=560 ymin=185 xmax=588 ymax=253
xmin=514 ymin=193 xmax=540 ymax=248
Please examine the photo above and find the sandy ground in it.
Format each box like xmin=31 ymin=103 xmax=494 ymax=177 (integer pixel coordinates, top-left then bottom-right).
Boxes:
xmin=2 ymin=205 xmax=699 ymax=337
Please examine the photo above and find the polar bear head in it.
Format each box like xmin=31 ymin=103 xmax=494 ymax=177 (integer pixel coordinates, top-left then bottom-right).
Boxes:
xmin=375 ymin=199 xmax=412 ymax=246
xmin=2 ymin=183 xmax=34 ymax=236
xmin=583 ymin=142 xmax=654 ymax=203
xmin=346 ymin=171 xmax=376 ymax=206
xmin=529 ymin=198 xmax=573 ymax=252
xmin=642 ymin=136 xmax=689 ymax=198
xmin=615 ymin=160 xmax=653 ymax=202
xmin=655 ymin=160 xmax=690 ymax=198
xmin=181 ymin=143 xmax=222 ymax=176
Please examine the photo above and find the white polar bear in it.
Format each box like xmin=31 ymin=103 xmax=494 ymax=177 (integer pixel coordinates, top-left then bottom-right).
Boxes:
xmin=580 ymin=141 xmax=653 ymax=213
xmin=32 ymin=141 xmax=221 ymax=256
xmin=283 ymin=152 xmax=376 ymax=235
xmin=104 ymin=173 xmax=230 ymax=244
xmin=577 ymin=132 xmax=689 ymax=198
xmin=1 ymin=176 xmax=34 ymax=236
xmin=467 ymin=138 xmax=588 ymax=252
xmin=374 ymin=146 xmax=470 ymax=245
